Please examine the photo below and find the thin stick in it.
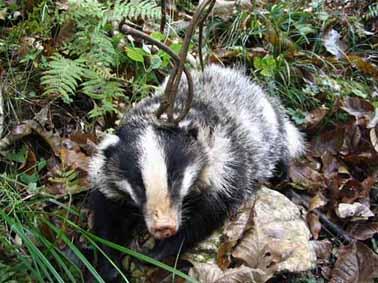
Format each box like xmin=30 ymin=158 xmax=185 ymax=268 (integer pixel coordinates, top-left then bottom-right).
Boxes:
xmin=120 ymin=24 xmax=194 ymax=127
xmin=160 ymin=0 xmax=166 ymax=33
xmin=0 ymin=85 xmax=4 ymax=138
xmin=164 ymin=0 xmax=216 ymax=124
xmin=287 ymin=189 xmax=353 ymax=244
xmin=198 ymin=0 xmax=216 ymax=72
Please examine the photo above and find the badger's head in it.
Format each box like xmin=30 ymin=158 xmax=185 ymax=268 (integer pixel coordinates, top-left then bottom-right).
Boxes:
xmin=89 ymin=122 xmax=207 ymax=240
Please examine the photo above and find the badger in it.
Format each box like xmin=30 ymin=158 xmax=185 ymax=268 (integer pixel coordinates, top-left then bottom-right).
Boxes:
xmin=88 ymin=65 xmax=304 ymax=281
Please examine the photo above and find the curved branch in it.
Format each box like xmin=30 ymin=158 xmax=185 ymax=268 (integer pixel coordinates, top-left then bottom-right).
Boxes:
xmin=120 ymin=24 xmax=194 ymax=127
xmin=166 ymin=0 xmax=216 ymax=124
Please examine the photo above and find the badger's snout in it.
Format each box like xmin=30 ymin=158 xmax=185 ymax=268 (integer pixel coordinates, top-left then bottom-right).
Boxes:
xmin=145 ymin=207 xmax=179 ymax=240
xmin=150 ymin=221 xmax=178 ymax=239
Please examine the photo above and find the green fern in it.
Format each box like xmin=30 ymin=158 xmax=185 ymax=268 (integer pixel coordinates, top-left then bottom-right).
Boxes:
xmin=66 ymin=0 xmax=160 ymax=29
xmin=365 ymin=3 xmax=378 ymax=19
xmin=41 ymin=54 xmax=86 ymax=103
xmin=81 ymin=70 xmax=125 ymax=118
xmin=111 ymin=0 xmax=161 ymax=21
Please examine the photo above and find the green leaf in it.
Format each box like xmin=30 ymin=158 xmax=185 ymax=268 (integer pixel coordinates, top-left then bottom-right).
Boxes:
xmin=150 ymin=31 xmax=165 ymax=42
xmin=6 ymin=146 xmax=27 ymax=163
xmin=126 ymin=47 xmax=145 ymax=63
xmin=20 ymin=173 xmax=39 ymax=185
xmin=150 ymin=54 xmax=162 ymax=70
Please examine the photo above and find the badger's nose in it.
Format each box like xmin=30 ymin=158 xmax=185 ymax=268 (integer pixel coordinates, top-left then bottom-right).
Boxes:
xmin=151 ymin=224 xmax=177 ymax=239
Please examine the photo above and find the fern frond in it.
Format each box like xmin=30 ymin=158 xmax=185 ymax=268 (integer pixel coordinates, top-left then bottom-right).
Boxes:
xmin=365 ymin=3 xmax=378 ymax=19
xmin=67 ymin=0 xmax=106 ymax=23
xmin=87 ymin=32 xmax=118 ymax=67
xmin=112 ymin=0 xmax=161 ymax=21
xmin=81 ymin=70 xmax=124 ymax=118
xmin=41 ymin=54 xmax=86 ymax=103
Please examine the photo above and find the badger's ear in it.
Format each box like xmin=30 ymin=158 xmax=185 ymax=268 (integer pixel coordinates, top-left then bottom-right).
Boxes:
xmin=97 ymin=134 xmax=120 ymax=151
xmin=179 ymin=120 xmax=213 ymax=144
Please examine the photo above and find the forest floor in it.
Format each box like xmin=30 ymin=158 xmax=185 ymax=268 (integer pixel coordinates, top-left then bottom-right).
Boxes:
xmin=0 ymin=0 xmax=378 ymax=282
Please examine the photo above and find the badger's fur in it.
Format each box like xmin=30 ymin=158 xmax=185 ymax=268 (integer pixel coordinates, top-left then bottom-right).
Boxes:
xmin=88 ymin=65 xmax=304 ymax=281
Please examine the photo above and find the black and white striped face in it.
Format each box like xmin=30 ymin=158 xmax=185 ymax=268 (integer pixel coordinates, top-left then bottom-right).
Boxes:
xmin=89 ymin=123 xmax=206 ymax=239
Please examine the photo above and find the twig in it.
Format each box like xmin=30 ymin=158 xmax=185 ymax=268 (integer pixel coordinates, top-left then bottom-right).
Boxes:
xmin=286 ymin=189 xmax=353 ymax=244
xmin=120 ymin=24 xmax=194 ymax=127
xmin=121 ymin=0 xmax=215 ymax=126
xmin=160 ymin=0 xmax=166 ymax=33
xmin=162 ymin=0 xmax=216 ymax=124
xmin=198 ymin=0 xmax=216 ymax=72
xmin=0 ymin=85 xmax=4 ymax=138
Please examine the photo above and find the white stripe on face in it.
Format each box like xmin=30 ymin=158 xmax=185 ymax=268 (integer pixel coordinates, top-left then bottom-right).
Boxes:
xmin=89 ymin=134 xmax=121 ymax=190
xmin=181 ymin=164 xmax=200 ymax=198
xmin=138 ymin=127 xmax=170 ymax=212
xmin=115 ymin=180 xmax=139 ymax=204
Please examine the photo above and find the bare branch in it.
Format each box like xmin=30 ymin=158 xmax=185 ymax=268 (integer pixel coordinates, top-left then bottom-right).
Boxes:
xmin=0 ymin=85 xmax=3 ymax=139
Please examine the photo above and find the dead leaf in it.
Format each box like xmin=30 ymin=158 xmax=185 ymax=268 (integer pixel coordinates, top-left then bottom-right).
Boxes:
xmin=341 ymin=96 xmax=375 ymax=120
xmin=367 ymin=109 xmax=378 ymax=129
xmin=347 ymin=222 xmax=378 ymax=240
xmin=54 ymin=20 xmax=76 ymax=47
xmin=320 ymin=151 xmax=345 ymax=179
xmin=311 ymin=240 xmax=332 ymax=262
xmin=19 ymin=145 xmax=37 ymax=172
xmin=303 ymin=105 xmax=328 ymax=129
xmin=311 ymin=127 xmax=345 ymax=157
xmin=189 ymin=263 xmax=268 ymax=283
xmin=342 ymin=152 xmax=378 ymax=166
xmin=370 ymin=127 xmax=378 ymax=152
xmin=309 ymin=193 xmax=328 ymax=210
xmin=338 ymin=179 xmax=366 ymax=204
xmin=348 ymin=55 xmax=378 ymax=80
xmin=330 ymin=243 xmax=359 ymax=283
xmin=356 ymin=242 xmax=378 ymax=282
xmin=330 ymin=242 xmax=378 ymax=283
xmin=289 ymin=159 xmax=325 ymax=190
xmin=323 ymin=29 xmax=347 ymax=59
xmin=232 ymin=187 xmax=316 ymax=273
xmin=306 ymin=212 xmax=321 ymax=239
xmin=60 ymin=138 xmax=89 ymax=172
xmin=336 ymin=202 xmax=374 ymax=219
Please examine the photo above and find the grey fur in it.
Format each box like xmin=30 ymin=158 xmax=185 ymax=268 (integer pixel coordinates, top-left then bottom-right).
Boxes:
xmin=90 ymin=65 xmax=304 ymax=202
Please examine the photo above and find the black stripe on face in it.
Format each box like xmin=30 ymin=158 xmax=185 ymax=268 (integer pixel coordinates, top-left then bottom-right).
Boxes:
xmin=155 ymin=126 xmax=199 ymax=202
xmin=103 ymin=125 xmax=147 ymax=205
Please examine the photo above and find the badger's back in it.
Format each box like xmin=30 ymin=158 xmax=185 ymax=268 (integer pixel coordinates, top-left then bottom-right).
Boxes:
xmin=121 ymin=65 xmax=304 ymax=194
xmin=182 ymin=66 xmax=304 ymax=181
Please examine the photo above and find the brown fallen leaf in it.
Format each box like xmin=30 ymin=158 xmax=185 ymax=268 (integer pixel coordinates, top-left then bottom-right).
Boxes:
xmin=303 ymin=105 xmax=328 ymax=130
xmin=60 ymin=138 xmax=90 ymax=172
xmin=330 ymin=243 xmax=359 ymax=283
xmin=232 ymin=187 xmax=316 ymax=273
xmin=330 ymin=242 xmax=378 ymax=283
xmin=347 ymin=222 xmax=378 ymax=240
xmin=321 ymin=151 xmax=345 ymax=179
xmin=311 ymin=239 xmax=332 ymax=262
xmin=187 ymin=187 xmax=316 ymax=283
xmin=308 ymin=192 xmax=328 ymax=211
xmin=289 ymin=159 xmax=325 ymax=190
xmin=370 ymin=127 xmax=378 ymax=152
xmin=356 ymin=242 xmax=378 ymax=282
xmin=189 ymin=263 xmax=268 ymax=283
xmin=311 ymin=127 xmax=345 ymax=157
xmin=341 ymin=96 xmax=375 ymax=121
xmin=307 ymin=211 xmax=322 ymax=239
xmin=348 ymin=55 xmax=378 ymax=80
